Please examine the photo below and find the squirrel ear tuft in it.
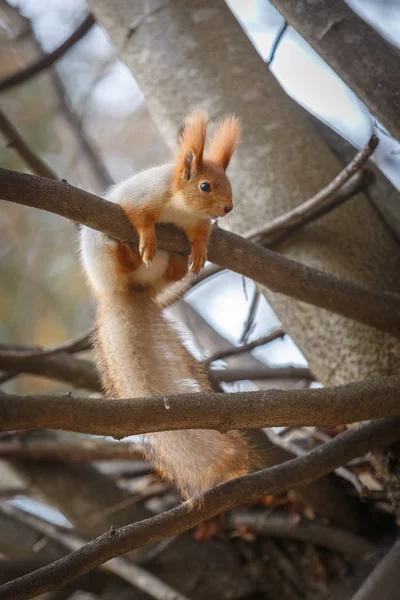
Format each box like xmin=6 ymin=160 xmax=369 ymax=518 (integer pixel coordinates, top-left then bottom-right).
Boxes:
xmin=176 ymin=109 xmax=208 ymax=181
xmin=206 ymin=114 xmax=241 ymax=171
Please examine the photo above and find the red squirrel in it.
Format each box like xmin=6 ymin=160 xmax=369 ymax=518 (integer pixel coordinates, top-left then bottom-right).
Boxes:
xmin=80 ymin=109 xmax=251 ymax=500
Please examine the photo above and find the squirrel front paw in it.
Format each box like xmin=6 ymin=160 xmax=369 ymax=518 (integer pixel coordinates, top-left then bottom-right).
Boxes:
xmin=139 ymin=231 xmax=157 ymax=266
xmin=189 ymin=247 xmax=207 ymax=275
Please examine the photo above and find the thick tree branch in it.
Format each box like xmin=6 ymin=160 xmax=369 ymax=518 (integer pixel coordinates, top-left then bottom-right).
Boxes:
xmin=0 ymin=15 xmax=95 ymax=92
xmin=2 ymin=376 xmax=400 ymax=437
xmin=269 ymin=0 xmax=400 ymax=140
xmin=2 ymin=168 xmax=400 ymax=337
xmin=0 ymin=109 xmax=58 ymax=179
xmin=2 ymin=418 xmax=400 ymax=600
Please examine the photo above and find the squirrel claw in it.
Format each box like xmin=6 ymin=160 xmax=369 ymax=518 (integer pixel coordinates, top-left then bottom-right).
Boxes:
xmin=189 ymin=250 xmax=206 ymax=275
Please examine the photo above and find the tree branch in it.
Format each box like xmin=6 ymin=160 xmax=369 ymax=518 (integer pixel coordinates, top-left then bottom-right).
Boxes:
xmin=246 ymin=134 xmax=378 ymax=241
xmin=205 ymin=328 xmax=285 ymax=366
xmin=1 ymin=168 xmax=400 ymax=337
xmin=0 ymin=505 xmax=190 ymax=600
xmin=2 ymin=418 xmax=400 ymax=600
xmin=0 ymin=351 xmax=100 ymax=391
xmin=2 ymin=376 xmax=400 ymax=437
xmin=0 ymin=438 xmax=143 ymax=462
xmin=226 ymin=510 xmax=376 ymax=560
xmin=0 ymin=109 xmax=58 ymax=179
xmin=269 ymin=0 xmax=400 ymax=140
xmin=0 ymin=15 xmax=95 ymax=92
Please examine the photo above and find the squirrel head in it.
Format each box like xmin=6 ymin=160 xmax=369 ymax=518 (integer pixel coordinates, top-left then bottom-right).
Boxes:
xmin=173 ymin=109 xmax=241 ymax=219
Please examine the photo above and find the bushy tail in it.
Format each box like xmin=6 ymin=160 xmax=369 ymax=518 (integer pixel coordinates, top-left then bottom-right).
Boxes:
xmin=94 ymin=288 xmax=251 ymax=500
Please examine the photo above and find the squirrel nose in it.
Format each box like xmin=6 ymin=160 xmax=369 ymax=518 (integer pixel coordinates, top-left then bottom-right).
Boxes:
xmin=224 ymin=205 xmax=233 ymax=214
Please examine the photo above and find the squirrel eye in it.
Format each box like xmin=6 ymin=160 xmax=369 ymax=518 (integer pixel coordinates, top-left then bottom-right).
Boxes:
xmin=200 ymin=182 xmax=211 ymax=193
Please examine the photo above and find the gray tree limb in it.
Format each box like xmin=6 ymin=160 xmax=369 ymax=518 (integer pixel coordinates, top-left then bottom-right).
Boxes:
xmin=2 ymin=376 xmax=400 ymax=437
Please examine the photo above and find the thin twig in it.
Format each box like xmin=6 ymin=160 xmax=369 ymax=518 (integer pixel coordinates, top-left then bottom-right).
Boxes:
xmin=240 ymin=285 xmax=262 ymax=343
xmin=204 ymin=328 xmax=285 ymax=366
xmin=1 ymin=418 xmax=399 ymax=600
xmin=227 ymin=510 xmax=376 ymax=559
xmin=2 ymin=168 xmax=400 ymax=337
xmin=256 ymin=168 xmax=375 ymax=247
xmin=0 ymin=330 xmax=93 ymax=359
xmin=0 ymin=504 xmax=191 ymax=600
xmin=0 ymin=15 xmax=95 ymax=92
xmin=267 ymin=21 xmax=288 ymax=66
xmin=0 ymin=109 xmax=57 ymax=179
xmin=2 ymin=376 xmax=400 ymax=437
xmin=245 ymin=136 xmax=379 ymax=241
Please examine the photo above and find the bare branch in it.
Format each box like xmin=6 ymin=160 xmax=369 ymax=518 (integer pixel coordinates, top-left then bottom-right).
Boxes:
xmin=227 ymin=510 xmax=376 ymax=560
xmin=1 ymin=377 xmax=400 ymax=437
xmin=240 ymin=285 xmax=262 ymax=343
xmin=269 ymin=0 xmax=400 ymax=140
xmin=0 ymin=330 xmax=93 ymax=359
xmin=1 ymin=168 xmax=400 ymax=337
xmin=258 ymin=169 xmax=375 ymax=247
xmin=245 ymin=136 xmax=378 ymax=241
xmin=0 ymin=109 xmax=58 ymax=179
xmin=0 ymin=438 xmax=143 ymax=462
xmin=0 ymin=15 xmax=95 ymax=92
xmin=0 ymin=350 xmax=100 ymax=391
xmin=213 ymin=364 xmax=313 ymax=383
xmin=352 ymin=537 xmax=400 ymax=600
xmin=2 ymin=418 xmax=400 ymax=600
xmin=205 ymin=328 xmax=285 ymax=366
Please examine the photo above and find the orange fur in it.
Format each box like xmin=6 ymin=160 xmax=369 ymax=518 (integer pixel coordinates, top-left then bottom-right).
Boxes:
xmin=121 ymin=203 xmax=162 ymax=266
xmin=80 ymin=109 xmax=250 ymax=501
xmin=174 ymin=109 xmax=208 ymax=184
xmin=164 ymin=254 xmax=189 ymax=282
xmin=186 ymin=219 xmax=212 ymax=274
xmin=206 ymin=114 xmax=241 ymax=171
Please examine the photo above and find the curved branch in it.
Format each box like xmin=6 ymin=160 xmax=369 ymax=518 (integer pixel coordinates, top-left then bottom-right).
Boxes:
xmin=245 ymin=135 xmax=378 ymax=241
xmin=226 ymin=511 xmax=376 ymax=559
xmin=2 ymin=418 xmax=400 ymax=600
xmin=1 ymin=168 xmax=400 ymax=337
xmin=0 ymin=15 xmax=95 ymax=92
xmin=1 ymin=376 xmax=400 ymax=437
